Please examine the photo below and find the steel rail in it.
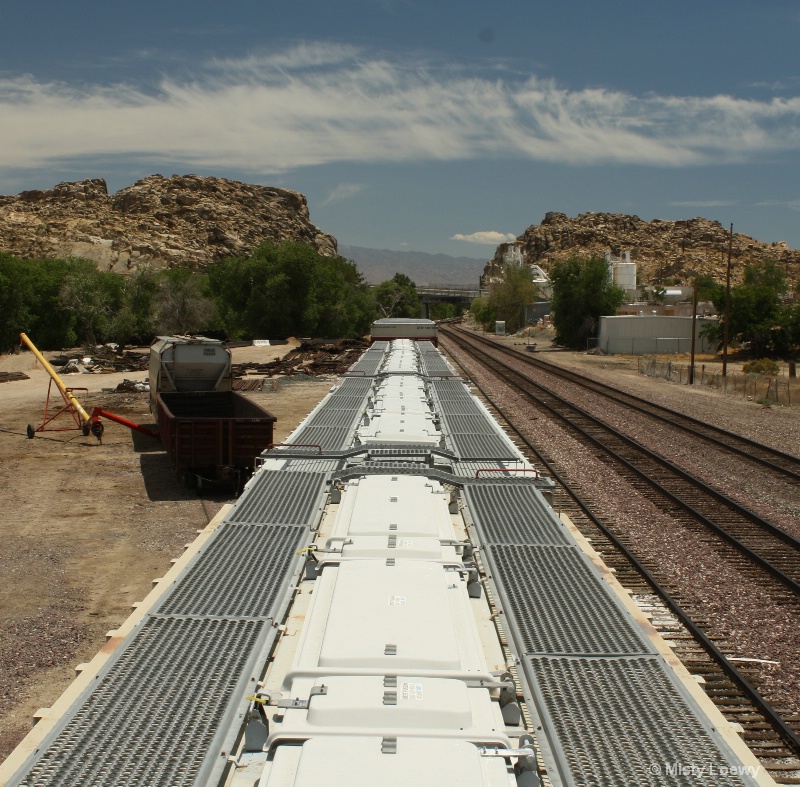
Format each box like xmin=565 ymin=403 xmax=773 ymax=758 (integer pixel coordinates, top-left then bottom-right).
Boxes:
xmin=442 ymin=324 xmax=800 ymax=481
xmin=441 ymin=333 xmax=800 ymax=758
xmin=442 ymin=329 xmax=800 ymax=596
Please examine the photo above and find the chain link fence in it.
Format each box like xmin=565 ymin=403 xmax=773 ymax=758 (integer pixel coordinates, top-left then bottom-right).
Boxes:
xmin=637 ymin=356 xmax=799 ymax=406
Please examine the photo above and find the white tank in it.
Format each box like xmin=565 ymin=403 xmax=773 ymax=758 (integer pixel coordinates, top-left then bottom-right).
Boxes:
xmin=148 ymin=336 xmax=232 ymax=409
xmin=612 ymin=262 xmax=637 ymax=288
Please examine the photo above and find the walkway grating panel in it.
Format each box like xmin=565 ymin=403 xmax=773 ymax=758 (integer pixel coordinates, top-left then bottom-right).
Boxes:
xmin=16 ymin=617 xmax=266 ymax=787
xmin=429 ymin=380 xmax=472 ymax=400
xmin=420 ymin=357 xmax=453 ymax=376
xmin=158 ymin=523 xmax=306 ymax=617
xmin=289 ymin=424 xmax=355 ymax=451
xmin=349 ymin=352 xmax=385 ymax=374
xmin=323 ymin=395 xmax=370 ymax=411
xmin=442 ymin=413 xmax=499 ymax=434
xmin=304 ymin=407 xmax=362 ymax=429
xmin=334 ymin=378 xmax=373 ymax=396
xmin=447 ymin=432 xmax=520 ymax=460
xmin=435 ymin=400 xmax=484 ymax=416
xmin=524 ymin=655 xmax=751 ymax=787
xmin=463 ymin=484 xmax=571 ymax=546
xmin=488 ymin=544 xmax=648 ymax=654
xmin=226 ymin=471 xmax=328 ymax=525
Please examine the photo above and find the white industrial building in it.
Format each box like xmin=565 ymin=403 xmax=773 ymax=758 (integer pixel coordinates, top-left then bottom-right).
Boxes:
xmin=597 ymin=315 xmax=719 ymax=355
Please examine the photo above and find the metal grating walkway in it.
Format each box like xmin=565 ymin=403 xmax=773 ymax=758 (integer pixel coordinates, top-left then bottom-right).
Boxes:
xmin=299 ymin=407 xmax=361 ymax=429
xmin=463 ymin=484 xmax=571 ymax=545
xmin=428 ymin=379 xmax=473 ymax=402
xmin=227 ymin=470 xmax=329 ymax=524
xmin=348 ymin=348 xmax=386 ymax=375
xmin=525 ymin=655 xmax=751 ymax=786
xmin=419 ymin=355 xmax=453 ymax=376
xmin=286 ymin=423 xmax=357 ymax=451
xmin=442 ymin=413 xmax=500 ymax=434
xmin=446 ymin=432 xmax=520 ymax=460
xmin=7 ymin=467 xmax=331 ymax=787
xmin=158 ymin=523 xmax=308 ymax=617
xmin=333 ymin=377 xmax=373 ymax=396
xmin=15 ymin=617 xmax=266 ymax=787
xmin=487 ymin=544 xmax=648 ymax=654
xmin=463 ymin=481 xmax=757 ymax=787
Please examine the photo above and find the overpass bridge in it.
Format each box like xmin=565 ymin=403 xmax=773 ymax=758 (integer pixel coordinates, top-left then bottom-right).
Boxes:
xmin=416 ymin=284 xmax=488 ymax=317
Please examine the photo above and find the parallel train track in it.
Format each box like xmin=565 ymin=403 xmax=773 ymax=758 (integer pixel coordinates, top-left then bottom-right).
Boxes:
xmin=440 ymin=325 xmax=800 ymax=594
xmin=450 ymin=327 xmax=800 ymax=480
xmin=439 ymin=325 xmax=800 ymax=781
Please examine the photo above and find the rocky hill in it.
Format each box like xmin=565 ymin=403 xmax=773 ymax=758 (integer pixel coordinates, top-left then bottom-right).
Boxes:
xmin=0 ymin=175 xmax=337 ymax=272
xmin=486 ymin=212 xmax=800 ymax=289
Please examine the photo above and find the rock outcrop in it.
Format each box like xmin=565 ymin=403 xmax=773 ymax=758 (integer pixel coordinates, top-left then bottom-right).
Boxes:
xmin=0 ymin=174 xmax=338 ymax=271
xmin=485 ymin=212 xmax=800 ymax=289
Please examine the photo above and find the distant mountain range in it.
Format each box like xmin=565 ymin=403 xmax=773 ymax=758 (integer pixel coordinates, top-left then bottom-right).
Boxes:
xmin=339 ymin=245 xmax=487 ymax=286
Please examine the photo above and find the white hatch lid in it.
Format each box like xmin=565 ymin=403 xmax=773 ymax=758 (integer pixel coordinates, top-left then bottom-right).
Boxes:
xmin=264 ymin=737 xmax=515 ymax=787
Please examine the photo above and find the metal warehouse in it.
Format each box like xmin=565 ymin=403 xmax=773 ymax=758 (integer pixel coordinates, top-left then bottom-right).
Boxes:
xmin=597 ymin=315 xmax=719 ymax=355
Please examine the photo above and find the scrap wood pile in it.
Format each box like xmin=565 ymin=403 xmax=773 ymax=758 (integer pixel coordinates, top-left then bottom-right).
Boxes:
xmin=232 ymin=338 xmax=370 ymax=378
xmin=57 ymin=345 xmax=149 ymax=375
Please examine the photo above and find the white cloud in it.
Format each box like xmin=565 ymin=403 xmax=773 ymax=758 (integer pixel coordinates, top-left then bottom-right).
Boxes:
xmin=2 ymin=44 xmax=800 ymax=179
xmin=452 ymin=231 xmax=517 ymax=244
xmin=755 ymin=199 xmax=800 ymax=211
xmin=322 ymin=182 xmax=367 ymax=204
xmin=669 ymin=200 xmax=737 ymax=208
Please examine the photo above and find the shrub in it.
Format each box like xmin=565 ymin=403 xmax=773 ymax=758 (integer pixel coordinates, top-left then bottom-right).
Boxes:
xmin=742 ymin=358 xmax=780 ymax=376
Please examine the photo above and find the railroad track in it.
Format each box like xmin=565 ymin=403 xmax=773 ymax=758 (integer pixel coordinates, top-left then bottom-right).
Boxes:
xmin=443 ymin=325 xmax=800 ymax=482
xmin=439 ymin=332 xmax=800 ymax=781
xmin=441 ymin=325 xmax=800 ymax=596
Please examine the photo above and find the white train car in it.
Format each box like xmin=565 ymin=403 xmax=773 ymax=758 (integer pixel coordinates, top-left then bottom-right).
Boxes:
xmin=370 ymin=317 xmax=438 ymax=346
xmin=0 ymin=340 xmax=772 ymax=787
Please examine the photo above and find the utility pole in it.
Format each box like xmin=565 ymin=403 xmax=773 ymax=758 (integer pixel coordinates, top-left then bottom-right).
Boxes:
xmin=722 ymin=224 xmax=733 ymax=377
xmin=689 ymin=283 xmax=697 ymax=385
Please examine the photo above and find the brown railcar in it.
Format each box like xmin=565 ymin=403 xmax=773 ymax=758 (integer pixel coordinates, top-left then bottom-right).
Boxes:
xmin=155 ymin=390 xmax=276 ymax=486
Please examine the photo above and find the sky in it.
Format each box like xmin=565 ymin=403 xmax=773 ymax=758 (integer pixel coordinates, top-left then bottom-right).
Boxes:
xmin=2 ymin=1 xmax=800 ymax=259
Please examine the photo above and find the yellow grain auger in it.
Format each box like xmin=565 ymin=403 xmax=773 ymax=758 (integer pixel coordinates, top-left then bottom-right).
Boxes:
xmin=19 ymin=332 xmax=158 ymax=442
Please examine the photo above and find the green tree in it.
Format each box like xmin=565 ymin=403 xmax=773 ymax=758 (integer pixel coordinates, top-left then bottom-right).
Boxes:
xmin=743 ymin=259 xmax=786 ymax=291
xmin=0 ymin=254 xmax=36 ymax=352
xmin=780 ymin=303 xmax=800 ymax=356
xmin=58 ymin=259 xmax=124 ymax=346
xmin=314 ymin=254 xmax=375 ymax=337
xmin=374 ymin=273 xmax=421 ymax=318
xmin=549 ymin=256 xmax=625 ymax=349
xmin=0 ymin=255 xmax=82 ymax=350
xmin=108 ymin=266 xmax=159 ymax=346
xmin=153 ymin=268 xmax=216 ymax=336
xmin=428 ymin=302 xmax=461 ymax=320
xmin=693 ymin=274 xmax=724 ymax=303
xmin=207 ymin=241 xmax=373 ymax=339
xmin=486 ymin=262 xmax=538 ymax=333
xmin=702 ymin=261 xmax=788 ymax=357
xmin=470 ymin=296 xmax=497 ymax=331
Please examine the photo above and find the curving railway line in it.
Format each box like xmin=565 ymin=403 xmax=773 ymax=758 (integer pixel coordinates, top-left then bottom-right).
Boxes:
xmin=439 ymin=323 xmax=800 ymax=778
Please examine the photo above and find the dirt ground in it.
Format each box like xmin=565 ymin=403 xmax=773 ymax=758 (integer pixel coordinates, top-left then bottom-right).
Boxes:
xmin=0 ymin=341 xmax=334 ymax=759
